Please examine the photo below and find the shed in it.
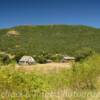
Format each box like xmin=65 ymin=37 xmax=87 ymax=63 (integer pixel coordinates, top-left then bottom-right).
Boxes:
xmin=19 ymin=56 xmax=36 ymax=65
xmin=62 ymin=56 xmax=75 ymax=63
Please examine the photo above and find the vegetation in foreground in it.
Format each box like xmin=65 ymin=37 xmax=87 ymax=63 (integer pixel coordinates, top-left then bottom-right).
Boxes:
xmin=0 ymin=54 xmax=100 ymax=100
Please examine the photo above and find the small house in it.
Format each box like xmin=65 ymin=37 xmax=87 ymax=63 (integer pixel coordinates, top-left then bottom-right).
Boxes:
xmin=19 ymin=56 xmax=36 ymax=65
xmin=62 ymin=56 xmax=75 ymax=63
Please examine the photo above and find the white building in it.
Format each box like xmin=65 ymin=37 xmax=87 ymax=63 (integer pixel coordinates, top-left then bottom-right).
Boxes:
xmin=19 ymin=56 xmax=36 ymax=65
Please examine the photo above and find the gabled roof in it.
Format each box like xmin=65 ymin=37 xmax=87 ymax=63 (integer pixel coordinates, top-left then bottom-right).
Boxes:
xmin=63 ymin=56 xmax=75 ymax=60
xmin=19 ymin=56 xmax=35 ymax=62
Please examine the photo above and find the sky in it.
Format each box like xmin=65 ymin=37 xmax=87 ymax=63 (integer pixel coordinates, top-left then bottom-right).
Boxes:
xmin=0 ymin=0 xmax=100 ymax=28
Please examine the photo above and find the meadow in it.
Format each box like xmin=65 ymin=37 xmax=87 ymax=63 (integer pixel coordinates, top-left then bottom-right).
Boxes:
xmin=0 ymin=54 xmax=100 ymax=100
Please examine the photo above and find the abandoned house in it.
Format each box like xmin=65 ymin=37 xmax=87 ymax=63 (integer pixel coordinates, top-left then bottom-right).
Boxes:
xmin=62 ymin=56 xmax=75 ymax=63
xmin=19 ymin=56 xmax=36 ymax=65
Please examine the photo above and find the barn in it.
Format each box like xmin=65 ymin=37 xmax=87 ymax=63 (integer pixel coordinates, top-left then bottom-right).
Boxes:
xmin=62 ymin=56 xmax=75 ymax=63
xmin=19 ymin=56 xmax=36 ymax=65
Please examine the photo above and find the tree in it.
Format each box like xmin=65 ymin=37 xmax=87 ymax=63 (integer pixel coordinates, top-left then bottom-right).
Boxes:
xmin=0 ymin=54 xmax=11 ymax=65
xmin=75 ymin=48 xmax=94 ymax=62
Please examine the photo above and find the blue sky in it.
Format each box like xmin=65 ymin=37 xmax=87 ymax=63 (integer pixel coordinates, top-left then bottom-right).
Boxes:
xmin=0 ymin=0 xmax=100 ymax=28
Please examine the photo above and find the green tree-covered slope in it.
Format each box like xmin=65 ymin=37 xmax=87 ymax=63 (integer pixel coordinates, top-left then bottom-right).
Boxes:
xmin=0 ymin=25 xmax=100 ymax=55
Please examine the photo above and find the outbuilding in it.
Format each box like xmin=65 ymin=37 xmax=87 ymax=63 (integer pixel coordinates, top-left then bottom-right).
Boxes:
xmin=62 ymin=56 xmax=75 ymax=63
xmin=19 ymin=56 xmax=36 ymax=65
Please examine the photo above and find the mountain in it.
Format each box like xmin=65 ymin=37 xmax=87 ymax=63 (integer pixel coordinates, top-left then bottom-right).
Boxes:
xmin=0 ymin=25 xmax=100 ymax=55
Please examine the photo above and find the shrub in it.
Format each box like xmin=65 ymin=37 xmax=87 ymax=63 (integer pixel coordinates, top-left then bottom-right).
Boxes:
xmin=70 ymin=54 xmax=100 ymax=90
xmin=0 ymin=66 xmax=50 ymax=99
xmin=51 ymin=54 xmax=63 ymax=62
xmin=35 ymin=55 xmax=47 ymax=64
xmin=0 ymin=54 xmax=11 ymax=65
xmin=75 ymin=48 xmax=94 ymax=62
xmin=34 ymin=51 xmax=53 ymax=64
xmin=34 ymin=52 xmax=63 ymax=63
xmin=14 ymin=52 xmax=25 ymax=63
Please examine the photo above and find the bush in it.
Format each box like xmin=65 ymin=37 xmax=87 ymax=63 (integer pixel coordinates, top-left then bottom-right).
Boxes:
xmin=34 ymin=51 xmax=53 ymax=64
xmin=75 ymin=48 xmax=94 ymax=62
xmin=14 ymin=52 xmax=25 ymax=63
xmin=35 ymin=55 xmax=47 ymax=64
xmin=51 ymin=54 xmax=63 ymax=62
xmin=0 ymin=54 xmax=11 ymax=65
xmin=70 ymin=54 xmax=100 ymax=90
xmin=0 ymin=65 xmax=50 ymax=99
xmin=34 ymin=52 xmax=63 ymax=63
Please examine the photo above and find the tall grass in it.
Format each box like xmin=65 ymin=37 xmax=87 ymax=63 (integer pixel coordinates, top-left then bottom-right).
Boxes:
xmin=0 ymin=54 xmax=100 ymax=99
xmin=0 ymin=64 xmax=71 ymax=99
xmin=70 ymin=54 xmax=100 ymax=90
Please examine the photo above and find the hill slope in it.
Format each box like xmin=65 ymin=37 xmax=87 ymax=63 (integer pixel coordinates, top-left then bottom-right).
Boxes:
xmin=0 ymin=25 xmax=100 ymax=55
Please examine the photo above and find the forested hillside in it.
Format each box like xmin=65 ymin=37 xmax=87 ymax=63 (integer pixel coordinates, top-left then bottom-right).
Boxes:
xmin=0 ymin=25 xmax=100 ymax=55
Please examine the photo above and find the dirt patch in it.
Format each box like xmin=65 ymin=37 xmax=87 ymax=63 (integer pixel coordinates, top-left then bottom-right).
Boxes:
xmin=7 ymin=30 xmax=19 ymax=36
xmin=16 ymin=63 xmax=72 ymax=73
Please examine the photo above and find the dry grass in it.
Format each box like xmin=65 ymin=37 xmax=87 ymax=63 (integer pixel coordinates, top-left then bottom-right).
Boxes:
xmin=7 ymin=30 xmax=19 ymax=36
xmin=44 ymin=89 xmax=100 ymax=100
xmin=16 ymin=63 xmax=72 ymax=73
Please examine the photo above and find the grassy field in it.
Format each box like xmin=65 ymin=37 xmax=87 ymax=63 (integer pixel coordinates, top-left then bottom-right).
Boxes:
xmin=0 ymin=25 xmax=100 ymax=56
xmin=0 ymin=54 xmax=100 ymax=100
xmin=16 ymin=62 xmax=71 ymax=73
